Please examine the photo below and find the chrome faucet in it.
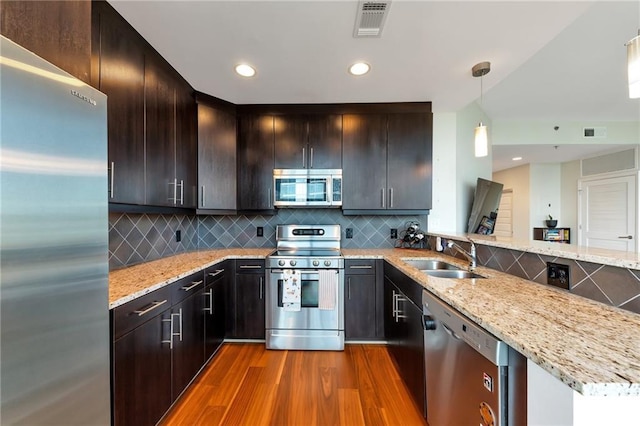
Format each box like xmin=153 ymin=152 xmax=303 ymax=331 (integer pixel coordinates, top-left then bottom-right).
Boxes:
xmin=446 ymin=239 xmax=477 ymax=271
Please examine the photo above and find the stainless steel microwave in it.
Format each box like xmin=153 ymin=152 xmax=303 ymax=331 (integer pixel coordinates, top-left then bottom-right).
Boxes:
xmin=273 ymin=169 xmax=342 ymax=207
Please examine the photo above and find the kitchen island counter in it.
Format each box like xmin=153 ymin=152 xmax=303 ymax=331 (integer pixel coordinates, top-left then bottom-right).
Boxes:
xmin=110 ymin=247 xmax=640 ymax=399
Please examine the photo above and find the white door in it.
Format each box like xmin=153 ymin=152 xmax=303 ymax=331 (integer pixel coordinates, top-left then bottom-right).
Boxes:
xmin=494 ymin=189 xmax=513 ymax=238
xmin=578 ymin=175 xmax=637 ymax=251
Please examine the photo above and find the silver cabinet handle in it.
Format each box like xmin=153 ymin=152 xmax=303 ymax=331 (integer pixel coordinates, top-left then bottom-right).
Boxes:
xmin=170 ymin=178 xmax=178 ymax=204
xmin=310 ymin=147 xmax=314 ymax=168
xmin=239 ymin=265 xmax=262 ymax=269
xmin=381 ymin=188 xmax=385 ymax=208
xmin=109 ymin=161 xmax=115 ymax=199
xmin=618 ymin=235 xmax=633 ymax=239
xmin=389 ymin=187 xmax=394 ymax=208
xmin=348 ymin=277 xmax=351 ymax=300
xmin=208 ymin=269 xmax=225 ymax=277
xmin=302 ymin=147 xmax=306 ymax=168
xmin=133 ymin=299 xmax=167 ymax=317
xmin=181 ymin=280 xmax=203 ymax=291
xmin=161 ymin=309 xmax=182 ymax=349
xmin=259 ymin=277 xmax=264 ymax=300
xmin=203 ymin=289 xmax=213 ymax=314
xmin=179 ymin=179 xmax=184 ymax=205
xmin=349 ymin=265 xmax=373 ymax=270
xmin=201 ymin=185 xmax=206 ymax=208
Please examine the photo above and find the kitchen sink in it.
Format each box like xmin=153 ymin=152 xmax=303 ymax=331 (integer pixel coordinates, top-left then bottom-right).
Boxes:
xmin=402 ymin=259 xmax=462 ymax=270
xmin=423 ymin=270 xmax=485 ymax=279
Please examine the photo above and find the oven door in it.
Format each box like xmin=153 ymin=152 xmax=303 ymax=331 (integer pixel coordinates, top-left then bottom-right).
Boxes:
xmin=266 ymin=269 xmax=344 ymax=331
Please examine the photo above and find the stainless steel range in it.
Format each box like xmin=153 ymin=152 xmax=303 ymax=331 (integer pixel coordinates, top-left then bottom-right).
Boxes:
xmin=265 ymin=224 xmax=344 ymax=350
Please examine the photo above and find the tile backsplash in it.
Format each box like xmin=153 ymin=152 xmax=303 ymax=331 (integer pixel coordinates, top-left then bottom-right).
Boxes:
xmin=109 ymin=210 xmax=427 ymax=269
xmin=427 ymin=235 xmax=640 ymax=315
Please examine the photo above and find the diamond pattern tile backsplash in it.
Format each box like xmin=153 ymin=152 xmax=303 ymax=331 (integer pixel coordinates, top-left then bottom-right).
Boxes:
xmin=109 ymin=210 xmax=427 ymax=269
xmin=428 ymin=235 xmax=640 ymax=315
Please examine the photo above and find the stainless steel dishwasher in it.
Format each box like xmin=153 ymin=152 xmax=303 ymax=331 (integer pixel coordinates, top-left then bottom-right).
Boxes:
xmin=422 ymin=290 xmax=526 ymax=426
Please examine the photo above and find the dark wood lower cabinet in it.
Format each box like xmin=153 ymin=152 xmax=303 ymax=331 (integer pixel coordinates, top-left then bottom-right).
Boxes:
xmin=113 ymin=309 xmax=172 ymax=426
xmin=171 ymin=289 xmax=205 ymax=400
xmin=384 ymin=272 xmax=426 ymax=418
xmin=204 ymin=262 xmax=230 ymax=359
xmin=344 ymin=259 xmax=384 ymax=340
xmin=233 ymin=272 xmax=266 ymax=339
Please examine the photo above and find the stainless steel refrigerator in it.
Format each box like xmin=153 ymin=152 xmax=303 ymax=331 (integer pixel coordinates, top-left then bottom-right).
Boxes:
xmin=0 ymin=36 xmax=111 ymax=424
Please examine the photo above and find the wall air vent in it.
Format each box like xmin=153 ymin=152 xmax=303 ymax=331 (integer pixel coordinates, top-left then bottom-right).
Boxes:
xmin=583 ymin=127 xmax=607 ymax=138
xmin=353 ymin=1 xmax=392 ymax=38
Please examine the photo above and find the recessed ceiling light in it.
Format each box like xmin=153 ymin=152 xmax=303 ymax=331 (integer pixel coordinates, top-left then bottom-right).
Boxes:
xmin=512 ymin=157 xmax=523 ymax=161
xmin=349 ymin=62 xmax=370 ymax=76
xmin=235 ymin=63 xmax=256 ymax=78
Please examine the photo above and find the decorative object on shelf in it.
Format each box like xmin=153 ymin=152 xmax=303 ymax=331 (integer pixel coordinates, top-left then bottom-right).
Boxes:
xmin=472 ymin=61 xmax=491 ymax=157
xmin=627 ymin=30 xmax=640 ymax=98
xmin=545 ymin=215 xmax=557 ymax=228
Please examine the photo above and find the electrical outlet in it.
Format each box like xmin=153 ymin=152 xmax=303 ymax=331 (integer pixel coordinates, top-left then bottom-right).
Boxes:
xmin=346 ymin=228 xmax=353 ymax=239
xmin=175 ymin=230 xmax=182 ymax=242
xmin=257 ymin=226 xmax=264 ymax=237
xmin=390 ymin=228 xmax=398 ymax=239
xmin=547 ymin=262 xmax=570 ymax=290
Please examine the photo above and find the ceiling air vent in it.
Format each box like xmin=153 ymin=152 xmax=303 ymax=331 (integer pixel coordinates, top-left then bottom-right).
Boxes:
xmin=353 ymin=1 xmax=392 ymax=38
xmin=583 ymin=127 xmax=607 ymax=138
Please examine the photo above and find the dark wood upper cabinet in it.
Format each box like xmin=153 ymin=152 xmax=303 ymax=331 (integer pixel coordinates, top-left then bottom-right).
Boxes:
xmin=92 ymin=1 xmax=145 ymax=205
xmin=175 ymin=79 xmax=198 ymax=209
xmin=1 ymin=0 xmax=91 ymax=83
xmin=197 ymin=98 xmax=237 ymax=212
xmin=387 ymin=113 xmax=433 ymax=210
xmin=342 ymin=112 xmax=432 ymax=213
xmin=237 ymin=115 xmax=275 ymax=211
xmin=274 ymin=115 xmax=342 ymax=169
xmin=342 ymin=114 xmax=388 ymax=210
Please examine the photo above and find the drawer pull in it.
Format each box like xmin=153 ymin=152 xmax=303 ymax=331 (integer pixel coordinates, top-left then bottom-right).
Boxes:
xmin=349 ymin=265 xmax=373 ymax=269
xmin=208 ymin=269 xmax=225 ymax=277
xmin=182 ymin=280 xmax=203 ymax=291
xmin=239 ymin=265 xmax=262 ymax=269
xmin=133 ymin=300 xmax=168 ymax=317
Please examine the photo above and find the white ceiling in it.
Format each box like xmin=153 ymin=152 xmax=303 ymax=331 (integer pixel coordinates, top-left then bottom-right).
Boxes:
xmin=109 ymin=0 xmax=640 ymax=169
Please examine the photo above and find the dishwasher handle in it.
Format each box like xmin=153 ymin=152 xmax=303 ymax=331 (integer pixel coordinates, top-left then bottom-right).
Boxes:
xmin=423 ymin=315 xmax=437 ymax=331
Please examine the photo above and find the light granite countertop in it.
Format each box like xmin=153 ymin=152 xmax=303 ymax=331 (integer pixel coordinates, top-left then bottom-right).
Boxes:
xmin=427 ymin=231 xmax=640 ymax=270
xmin=109 ymin=247 xmax=640 ymax=397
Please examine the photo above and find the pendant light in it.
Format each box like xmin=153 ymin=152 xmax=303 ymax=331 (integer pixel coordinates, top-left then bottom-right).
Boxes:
xmin=627 ymin=31 xmax=640 ymax=99
xmin=472 ymin=61 xmax=491 ymax=158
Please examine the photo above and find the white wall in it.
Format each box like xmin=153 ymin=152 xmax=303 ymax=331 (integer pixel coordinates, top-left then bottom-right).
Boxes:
xmin=429 ymin=104 xmax=492 ymax=233
xmin=493 ymin=164 xmax=531 ymax=240
xmin=429 ymin=112 xmax=458 ymax=232
xmin=561 ymin=160 xmax=580 ymax=244
xmin=530 ymin=163 xmax=562 ymax=230
xmin=492 ymin=120 xmax=640 ymax=146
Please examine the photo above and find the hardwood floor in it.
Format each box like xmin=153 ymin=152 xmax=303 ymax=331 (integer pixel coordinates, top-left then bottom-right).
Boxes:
xmin=161 ymin=343 xmax=427 ymax=426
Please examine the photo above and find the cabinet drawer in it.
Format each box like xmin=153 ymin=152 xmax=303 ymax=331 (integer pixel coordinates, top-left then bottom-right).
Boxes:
xmin=205 ymin=260 xmax=231 ymax=286
xmin=112 ymin=284 xmax=172 ymax=340
xmin=170 ymin=271 xmax=205 ymax=305
xmin=235 ymin=259 xmax=265 ymax=274
xmin=345 ymin=259 xmax=377 ymax=274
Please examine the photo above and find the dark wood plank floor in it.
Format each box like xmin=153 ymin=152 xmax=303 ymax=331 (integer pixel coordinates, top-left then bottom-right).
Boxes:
xmin=161 ymin=343 xmax=428 ymax=426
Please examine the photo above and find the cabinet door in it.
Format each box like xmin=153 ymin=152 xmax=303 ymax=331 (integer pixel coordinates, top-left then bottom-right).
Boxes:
xmin=145 ymin=53 xmax=176 ymax=207
xmin=234 ymin=273 xmax=265 ymax=339
xmin=400 ymin=297 xmax=426 ymax=417
xmin=198 ymin=103 xmax=237 ymax=210
xmin=175 ymin=79 xmax=197 ymax=208
xmin=93 ymin=3 xmax=145 ymax=204
xmin=171 ymin=290 xmax=205 ymax=400
xmin=307 ymin=114 xmax=342 ymax=169
xmin=274 ymin=115 xmax=307 ymax=169
xmin=383 ymin=277 xmax=403 ymax=363
xmin=237 ymin=115 xmax=275 ymax=210
xmin=342 ymin=114 xmax=387 ymax=210
xmin=113 ymin=311 xmax=172 ymax=426
xmin=387 ymin=113 xmax=433 ymax=210
xmin=1 ymin=1 xmax=91 ymax=83
xmin=345 ymin=274 xmax=377 ymax=339
xmin=204 ymin=266 xmax=228 ymax=360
